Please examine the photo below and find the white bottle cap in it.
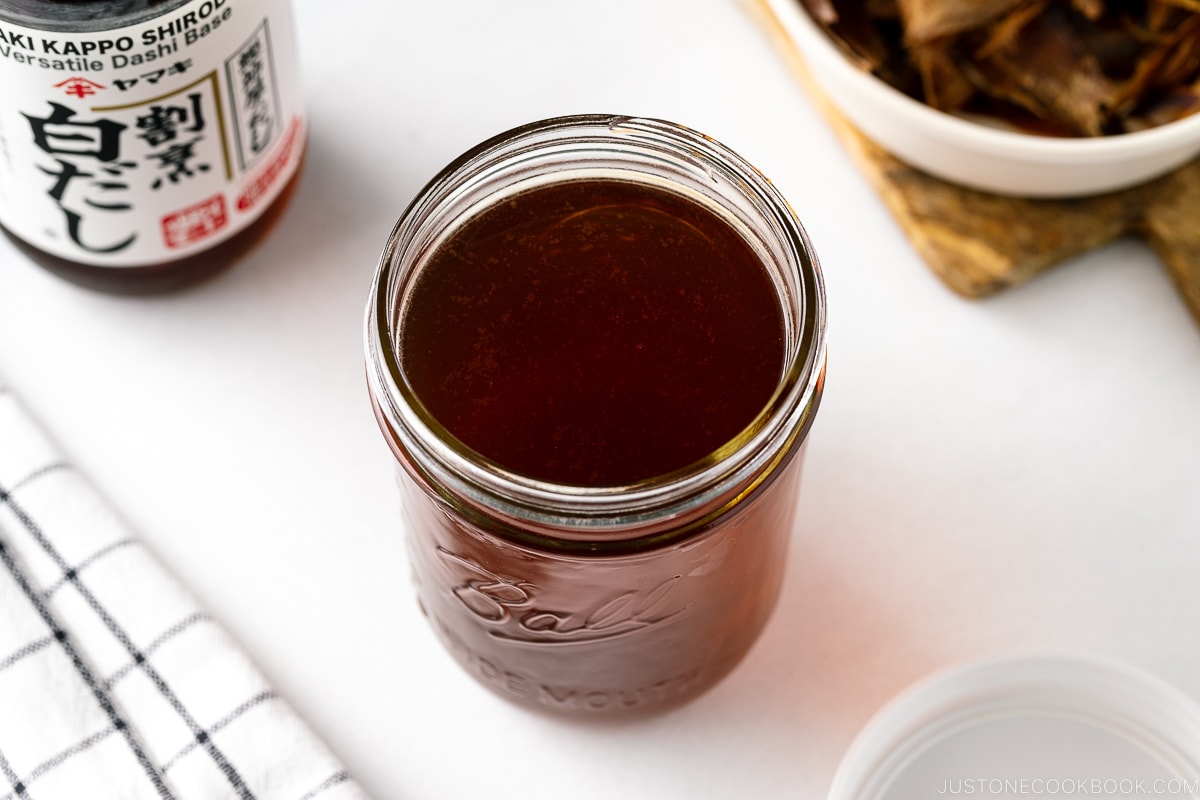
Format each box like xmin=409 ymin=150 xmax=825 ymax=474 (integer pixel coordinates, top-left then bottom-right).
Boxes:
xmin=831 ymin=652 xmax=1200 ymax=799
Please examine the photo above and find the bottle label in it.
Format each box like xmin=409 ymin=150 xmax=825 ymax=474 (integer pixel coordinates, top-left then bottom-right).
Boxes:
xmin=0 ymin=0 xmax=305 ymax=267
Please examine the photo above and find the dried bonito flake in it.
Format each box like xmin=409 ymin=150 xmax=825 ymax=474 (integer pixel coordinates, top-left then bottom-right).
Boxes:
xmin=801 ymin=0 xmax=1200 ymax=135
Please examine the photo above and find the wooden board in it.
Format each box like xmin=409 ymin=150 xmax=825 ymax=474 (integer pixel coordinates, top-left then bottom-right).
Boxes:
xmin=747 ymin=0 xmax=1200 ymax=329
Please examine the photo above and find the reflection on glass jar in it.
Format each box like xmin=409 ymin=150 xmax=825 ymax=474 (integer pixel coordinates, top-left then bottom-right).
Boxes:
xmin=365 ymin=115 xmax=827 ymax=717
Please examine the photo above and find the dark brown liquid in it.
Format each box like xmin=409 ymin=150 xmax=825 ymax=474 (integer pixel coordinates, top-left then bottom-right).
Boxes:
xmin=399 ymin=179 xmax=786 ymax=487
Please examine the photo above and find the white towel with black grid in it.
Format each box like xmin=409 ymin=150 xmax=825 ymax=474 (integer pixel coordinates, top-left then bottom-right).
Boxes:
xmin=0 ymin=386 xmax=370 ymax=800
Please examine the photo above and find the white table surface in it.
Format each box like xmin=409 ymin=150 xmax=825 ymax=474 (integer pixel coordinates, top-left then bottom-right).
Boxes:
xmin=4 ymin=1 xmax=1200 ymax=797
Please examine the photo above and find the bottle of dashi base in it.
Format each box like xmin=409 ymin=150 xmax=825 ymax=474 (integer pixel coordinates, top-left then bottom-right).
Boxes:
xmin=0 ymin=0 xmax=306 ymax=292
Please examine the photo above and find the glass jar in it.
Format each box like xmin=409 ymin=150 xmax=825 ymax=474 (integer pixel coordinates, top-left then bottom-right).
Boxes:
xmin=365 ymin=115 xmax=828 ymax=716
xmin=0 ymin=0 xmax=306 ymax=293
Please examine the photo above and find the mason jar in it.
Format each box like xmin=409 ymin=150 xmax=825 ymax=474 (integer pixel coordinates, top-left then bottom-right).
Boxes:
xmin=0 ymin=0 xmax=306 ymax=292
xmin=365 ymin=115 xmax=827 ymax=716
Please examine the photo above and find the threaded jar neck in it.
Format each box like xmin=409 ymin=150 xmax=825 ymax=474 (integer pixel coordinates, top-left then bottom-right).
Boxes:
xmin=365 ymin=115 xmax=827 ymax=551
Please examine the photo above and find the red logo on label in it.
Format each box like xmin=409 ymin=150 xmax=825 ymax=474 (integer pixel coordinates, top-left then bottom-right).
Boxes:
xmin=236 ymin=116 xmax=302 ymax=212
xmin=161 ymin=195 xmax=228 ymax=249
xmin=54 ymin=77 xmax=105 ymax=99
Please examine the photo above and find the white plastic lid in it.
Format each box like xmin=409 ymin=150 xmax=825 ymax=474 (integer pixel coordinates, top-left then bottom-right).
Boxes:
xmin=830 ymin=652 xmax=1200 ymax=800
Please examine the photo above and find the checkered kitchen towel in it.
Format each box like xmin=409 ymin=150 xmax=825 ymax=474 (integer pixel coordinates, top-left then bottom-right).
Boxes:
xmin=0 ymin=386 xmax=370 ymax=800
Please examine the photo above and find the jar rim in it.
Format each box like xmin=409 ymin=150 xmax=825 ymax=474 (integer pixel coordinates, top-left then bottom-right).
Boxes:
xmin=365 ymin=114 xmax=827 ymax=545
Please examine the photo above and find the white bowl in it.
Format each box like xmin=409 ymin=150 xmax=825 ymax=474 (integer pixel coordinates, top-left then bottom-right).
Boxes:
xmin=767 ymin=0 xmax=1200 ymax=197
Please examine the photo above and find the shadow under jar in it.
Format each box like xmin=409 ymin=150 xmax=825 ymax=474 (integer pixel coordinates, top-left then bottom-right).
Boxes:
xmin=365 ymin=115 xmax=828 ymax=718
